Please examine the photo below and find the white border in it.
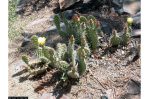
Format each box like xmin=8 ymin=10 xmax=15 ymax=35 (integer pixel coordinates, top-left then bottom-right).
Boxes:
xmin=141 ymin=0 xmax=149 ymax=98
xmin=0 ymin=0 xmax=8 ymax=98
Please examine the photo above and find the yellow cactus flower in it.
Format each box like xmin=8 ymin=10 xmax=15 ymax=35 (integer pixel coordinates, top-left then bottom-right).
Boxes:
xmin=127 ymin=17 xmax=133 ymax=25
xmin=38 ymin=37 xmax=46 ymax=46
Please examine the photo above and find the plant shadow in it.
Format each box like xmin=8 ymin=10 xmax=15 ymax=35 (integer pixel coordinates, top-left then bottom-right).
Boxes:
xmin=34 ymin=70 xmax=79 ymax=99
xmin=34 ymin=70 xmax=61 ymax=92
xmin=18 ymin=68 xmax=52 ymax=83
xmin=19 ymin=74 xmax=30 ymax=83
xmin=12 ymin=69 xmax=27 ymax=77
xmin=101 ymin=46 xmax=119 ymax=57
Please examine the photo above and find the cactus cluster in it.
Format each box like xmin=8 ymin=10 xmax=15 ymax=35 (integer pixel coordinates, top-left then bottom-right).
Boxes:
xmin=120 ymin=17 xmax=133 ymax=46
xmin=110 ymin=25 xmax=131 ymax=47
xmin=22 ymin=35 xmax=90 ymax=80
xmin=54 ymin=14 xmax=101 ymax=51
xmin=21 ymin=15 xmax=133 ymax=83
xmin=66 ymin=35 xmax=89 ymax=78
xmin=22 ymin=35 xmax=68 ymax=76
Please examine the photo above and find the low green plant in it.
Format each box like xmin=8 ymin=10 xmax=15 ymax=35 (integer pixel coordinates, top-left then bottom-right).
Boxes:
xmin=22 ymin=54 xmax=49 ymax=76
xmin=121 ymin=18 xmax=133 ymax=46
xmin=54 ymin=14 xmax=101 ymax=51
xmin=85 ymin=15 xmax=99 ymax=51
xmin=121 ymin=26 xmax=131 ymax=46
xmin=22 ymin=35 xmax=90 ymax=81
xmin=109 ymin=30 xmax=121 ymax=47
xmin=67 ymin=35 xmax=79 ymax=78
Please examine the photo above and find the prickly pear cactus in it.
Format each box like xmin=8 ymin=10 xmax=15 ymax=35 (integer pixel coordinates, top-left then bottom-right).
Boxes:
xmin=84 ymin=15 xmax=99 ymax=51
xmin=22 ymin=55 xmax=29 ymax=65
xmin=56 ymin=43 xmax=67 ymax=60
xmin=36 ymin=47 xmax=44 ymax=58
xmin=68 ymin=35 xmax=75 ymax=58
xmin=39 ymin=57 xmax=49 ymax=64
xmin=61 ymin=12 xmax=74 ymax=37
xmin=54 ymin=15 xmax=61 ymax=32
xmin=110 ymin=30 xmax=121 ymax=47
xmin=121 ymin=26 xmax=131 ymax=45
xmin=80 ymin=16 xmax=87 ymax=23
xmin=77 ymin=48 xmax=87 ymax=76
xmin=68 ymin=35 xmax=78 ymax=68
xmin=86 ymin=28 xmax=98 ymax=51
xmin=78 ymin=58 xmax=86 ymax=76
xmin=42 ymin=46 xmax=56 ymax=65
xmin=31 ymin=35 xmax=38 ymax=49
xmin=54 ymin=15 xmax=67 ymax=37
xmin=88 ymin=15 xmax=96 ymax=21
xmin=21 ymin=55 xmax=33 ymax=74
xmin=67 ymin=66 xmax=79 ymax=79
xmin=57 ymin=61 xmax=69 ymax=71
xmin=80 ymin=33 xmax=91 ymax=56
xmin=54 ymin=13 xmax=78 ymax=38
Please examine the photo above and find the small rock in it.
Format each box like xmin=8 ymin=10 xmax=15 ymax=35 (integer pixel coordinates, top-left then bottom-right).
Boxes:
xmin=125 ymin=79 xmax=140 ymax=95
xmin=62 ymin=10 xmax=75 ymax=20
xmin=83 ymin=0 xmax=91 ymax=3
xmin=121 ymin=51 xmax=125 ymax=55
xmin=112 ymin=0 xmax=123 ymax=9
xmin=101 ymin=21 xmax=112 ymax=36
xmin=123 ymin=1 xmax=140 ymax=15
xmin=59 ymin=0 xmax=80 ymax=9
xmin=25 ymin=18 xmax=51 ymax=34
xmin=120 ymin=79 xmax=140 ymax=99
xmin=60 ymin=94 xmax=69 ymax=99
xmin=132 ymin=12 xmax=141 ymax=29
xmin=105 ymin=89 xmax=115 ymax=99
xmin=131 ymin=29 xmax=141 ymax=37
xmin=13 ymin=60 xmax=26 ymax=74
xmin=101 ymin=95 xmax=108 ymax=99
xmin=48 ymin=22 xmax=65 ymax=33
xmin=21 ymin=38 xmax=31 ymax=47
xmin=50 ymin=10 xmax=75 ymax=20
xmin=16 ymin=0 xmax=30 ymax=14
